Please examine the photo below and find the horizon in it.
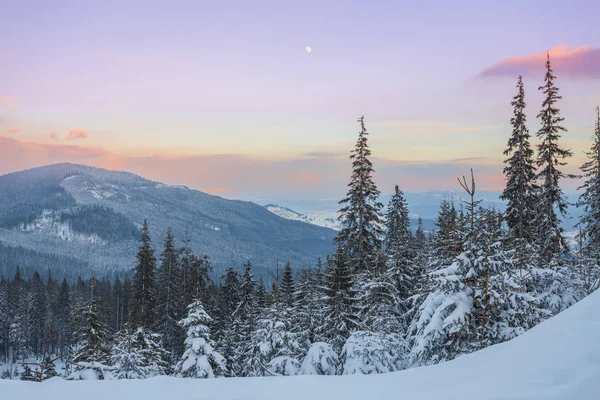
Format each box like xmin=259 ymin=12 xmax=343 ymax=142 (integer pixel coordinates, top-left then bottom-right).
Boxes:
xmin=1 ymin=1 xmax=599 ymax=200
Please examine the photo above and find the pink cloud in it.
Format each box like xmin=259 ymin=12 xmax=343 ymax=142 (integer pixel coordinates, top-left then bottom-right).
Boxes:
xmin=480 ymin=46 xmax=600 ymax=78
xmin=66 ymin=128 xmax=89 ymax=140
xmin=7 ymin=128 xmax=20 ymax=134
xmin=0 ymin=135 xmax=527 ymax=196
xmin=45 ymin=132 xmax=59 ymax=140
xmin=0 ymin=96 xmax=18 ymax=108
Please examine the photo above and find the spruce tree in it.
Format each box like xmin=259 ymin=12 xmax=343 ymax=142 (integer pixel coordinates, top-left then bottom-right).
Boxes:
xmin=321 ymin=249 xmax=359 ymax=353
xmin=243 ymin=307 xmax=301 ymax=377
xmin=53 ymin=279 xmax=72 ymax=358
xmin=575 ymin=107 xmax=600 ymax=294
xmin=577 ymin=107 xmax=600 ymax=262
xmin=157 ymin=228 xmax=184 ymax=358
xmin=70 ymin=297 xmax=113 ymax=379
xmin=293 ymin=268 xmax=323 ymax=349
xmin=232 ymin=261 xmax=258 ymax=375
xmin=132 ymin=219 xmax=158 ymax=329
xmin=502 ymin=75 xmax=538 ymax=255
xmin=280 ymin=262 xmax=295 ymax=310
xmin=535 ymin=54 xmax=572 ymax=263
xmin=384 ymin=185 xmax=419 ymax=320
xmin=336 ymin=116 xmax=384 ymax=273
xmin=214 ymin=268 xmax=240 ymax=376
xmin=0 ymin=280 xmax=8 ymax=364
xmin=174 ymin=299 xmax=225 ymax=378
xmin=8 ymin=267 xmax=29 ymax=361
xmin=111 ymin=327 xmax=170 ymax=379
xmin=28 ymin=271 xmax=48 ymax=356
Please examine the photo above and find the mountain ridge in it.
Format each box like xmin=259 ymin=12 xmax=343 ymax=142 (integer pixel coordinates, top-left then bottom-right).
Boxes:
xmin=0 ymin=163 xmax=336 ymax=280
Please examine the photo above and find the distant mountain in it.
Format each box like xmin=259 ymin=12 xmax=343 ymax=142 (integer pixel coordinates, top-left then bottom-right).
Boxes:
xmin=264 ymin=204 xmax=437 ymax=233
xmin=0 ymin=163 xmax=336 ymax=280
xmin=264 ymin=205 xmax=341 ymax=230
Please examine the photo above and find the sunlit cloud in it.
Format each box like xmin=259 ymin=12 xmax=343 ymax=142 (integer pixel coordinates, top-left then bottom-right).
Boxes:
xmin=480 ymin=46 xmax=600 ymax=78
xmin=0 ymin=135 xmax=513 ymax=197
xmin=0 ymin=96 xmax=19 ymax=108
xmin=374 ymin=120 xmax=500 ymax=135
xmin=45 ymin=132 xmax=59 ymax=140
xmin=6 ymin=128 xmax=20 ymax=134
xmin=66 ymin=128 xmax=89 ymax=140
xmin=301 ymin=151 xmax=344 ymax=159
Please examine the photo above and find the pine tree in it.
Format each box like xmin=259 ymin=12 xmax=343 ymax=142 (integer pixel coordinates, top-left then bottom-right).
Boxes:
xmin=132 ymin=219 xmax=158 ymax=329
xmin=256 ymin=279 xmax=270 ymax=310
xmin=577 ymin=107 xmax=600 ymax=264
xmin=157 ymin=228 xmax=184 ymax=359
xmin=214 ymin=268 xmax=240 ymax=376
xmin=336 ymin=116 xmax=384 ymax=273
xmin=502 ymin=76 xmax=538 ymax=246
xmin=52 ymin=279 xmax=72 ymax=358
xmin=28 ymin=272 xmax=47 ymax=356
xmin=339 ymin=330 xmax=405 ymax=375
xmin=69 ymin=298 xmax=113 ymax=379
xmin=321 ymin=249 xmax=359 ymax=353
xmin=20 ymin=365 xmax=37 ymax=381
xmin=299 ymin=342 xmax=338 ymax=375
xmin=429 ymin=199 xmax=462 ymax=270
xmin=243 ymin=307 xmax=301 ymax=377
xmin=535 ymin=54 xmax=572 ymax=263
xmin=280 ymin=262 xmax=295 ymax=310
xmin=111 ymin=327 xmax=170 ymax=379
xmin=41 ymin=357 xmax=59 ymax=380
xmin=382 ymin=185 xmax=419 ymax=328
xmin=293 ymin=268 xmax=323 ymax=349
xmin=174 ymin=299 xmax=225 ymax=378
xmin=0 ymin=279 xmax=8 ymax=364
xmin=232 ymin=261 xmax=258 ymax=376
xmin=8 ymin=268 xmax=29 ymax=361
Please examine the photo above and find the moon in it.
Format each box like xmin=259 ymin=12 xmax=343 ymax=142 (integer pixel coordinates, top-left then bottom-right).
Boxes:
xmin=305 ymin=46 xmax=312 ymax=53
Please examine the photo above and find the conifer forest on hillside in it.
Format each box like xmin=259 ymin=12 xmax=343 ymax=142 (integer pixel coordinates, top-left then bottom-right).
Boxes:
xmin=1 ymin=55 xmax=600 ymax=385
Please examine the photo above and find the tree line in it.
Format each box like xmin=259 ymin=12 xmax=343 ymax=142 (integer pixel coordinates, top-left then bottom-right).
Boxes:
xmin=1 ymin=54 xmax=599 ymax=380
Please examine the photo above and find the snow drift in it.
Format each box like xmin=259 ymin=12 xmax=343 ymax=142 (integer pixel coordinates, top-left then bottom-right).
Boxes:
xmin=3 ymin=288 xmax=600 ymax=399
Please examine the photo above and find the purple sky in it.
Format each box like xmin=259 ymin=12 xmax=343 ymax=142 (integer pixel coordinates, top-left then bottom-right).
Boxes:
xmin=1 ymin=1 xmax=599 ymax=198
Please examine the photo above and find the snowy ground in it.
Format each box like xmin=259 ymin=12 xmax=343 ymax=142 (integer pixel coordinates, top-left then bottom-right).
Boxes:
xmin=3 ymin=290 xmax=600 ymax=400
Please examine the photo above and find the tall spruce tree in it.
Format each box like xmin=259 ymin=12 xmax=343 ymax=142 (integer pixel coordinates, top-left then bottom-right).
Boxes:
xmin=502 ymin=76 xmax=538 ymax=248
xmin=280 ymin=262 xmax=295 ymax=310
xmin=214 ymin=268 xmax=240 ymax=376
xmin=321 ymin=249 xmax=359 ymax=353
xmin=535 ymin=54 xmax=572 ymax=263
xmin=157 ymin=228 xmax=183 ymax=358
xmin=577 ymin=107 xmax=600 ymax=261
xmin=53 ymin=279 xmax=72 ymax=358
xmin=336 ymin=116 xmax=384 ymax=273
xmin=70 ymin=297 xmax=113 ymax=379
xmin=132 ymin=219 xmax=158 ymax=329
xmin=385 ymin=185 xmax=418 ymax=303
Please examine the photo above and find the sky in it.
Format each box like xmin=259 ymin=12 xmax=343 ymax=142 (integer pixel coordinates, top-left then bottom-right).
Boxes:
xmin=1 ymin=0 xmax=600 ymax=200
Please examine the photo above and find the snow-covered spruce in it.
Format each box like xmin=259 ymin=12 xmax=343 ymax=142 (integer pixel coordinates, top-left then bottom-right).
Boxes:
xmin=174 ymin=299 xmax=225 ymax=378
xmin=339 ymin=331 xmax=406 ymax=375
xmin=111 ymin=327 xmax=170 ymax=379
xmin=299 ymin=341 xmax=338 ymax=375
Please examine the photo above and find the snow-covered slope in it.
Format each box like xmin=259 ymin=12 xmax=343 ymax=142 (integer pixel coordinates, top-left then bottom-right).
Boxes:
xmin=265 ymin=204 xmax=341 ymax=230
xmin=4 ymin=289 xmax=600 ymax=399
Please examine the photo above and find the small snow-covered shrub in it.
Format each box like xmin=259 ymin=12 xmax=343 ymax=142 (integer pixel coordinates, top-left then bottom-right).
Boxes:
xmin=339 ymin=331 xmax=405 ymax=375
xmin=267 ymin=356 xmax=300 ymax=376
xmin=66 ymin=362 xmax=116 ymax=380
xmin=299 ymin=342 xmax=338 ymax=375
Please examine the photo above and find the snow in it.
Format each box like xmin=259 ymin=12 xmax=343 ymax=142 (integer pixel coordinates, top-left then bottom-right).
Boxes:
xmin=265 ymin=205 xmax=341 ymax=230
xmin=18 ymin=212 xmax=105 ymax=244
xmin=3 ymin=289 xmax=600 ymax=399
